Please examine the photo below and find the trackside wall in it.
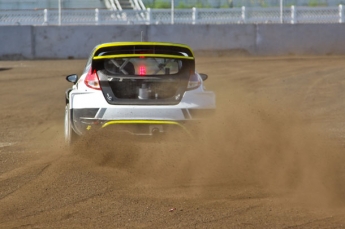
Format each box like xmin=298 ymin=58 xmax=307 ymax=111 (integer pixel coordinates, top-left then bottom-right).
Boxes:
xmin=1 ymin=24 xmax=345 ymax=59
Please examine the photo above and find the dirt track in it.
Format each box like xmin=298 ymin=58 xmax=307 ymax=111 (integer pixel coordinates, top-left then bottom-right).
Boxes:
xmin=1 ymin=56 xmax=345 ymax=228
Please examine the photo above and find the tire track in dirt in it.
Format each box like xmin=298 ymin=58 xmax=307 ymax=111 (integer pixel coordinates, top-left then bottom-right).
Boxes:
xmin=0 ymin=163 xmax=51 ymax=201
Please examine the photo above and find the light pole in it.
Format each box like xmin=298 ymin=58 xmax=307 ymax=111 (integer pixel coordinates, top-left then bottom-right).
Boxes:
xmin=280 ymin=0 xmax=283 ymax=23
xmin=171 ymin=0 xmax=174 ymax=24
xmin=58 ymin=0 xmax=62 ymax=25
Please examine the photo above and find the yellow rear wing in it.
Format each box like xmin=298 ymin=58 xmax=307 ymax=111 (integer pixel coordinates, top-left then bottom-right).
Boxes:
xmin=92 ymin=42 xmax=195 ymax=60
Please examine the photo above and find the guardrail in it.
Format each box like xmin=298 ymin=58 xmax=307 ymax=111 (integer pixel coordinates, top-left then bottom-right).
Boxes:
xmin=0 ymin=6 xmax=344 ymax=25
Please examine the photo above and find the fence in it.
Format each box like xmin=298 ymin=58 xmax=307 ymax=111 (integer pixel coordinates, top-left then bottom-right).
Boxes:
xmin=0 ymin=6 xmax=344 ymax=25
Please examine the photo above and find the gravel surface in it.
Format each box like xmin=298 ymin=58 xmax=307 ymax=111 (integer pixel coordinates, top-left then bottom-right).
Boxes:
xmin=1 ymin=56 xmax=345 ymax=228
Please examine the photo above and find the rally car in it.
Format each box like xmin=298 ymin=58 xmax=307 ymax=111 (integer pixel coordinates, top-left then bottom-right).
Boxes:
xmin=65 ymin=42 xmax=216 ymax=145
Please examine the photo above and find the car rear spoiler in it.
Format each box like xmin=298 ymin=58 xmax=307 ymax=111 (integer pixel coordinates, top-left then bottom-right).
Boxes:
xmin=91 ymin=42 xmax=195 ymax=62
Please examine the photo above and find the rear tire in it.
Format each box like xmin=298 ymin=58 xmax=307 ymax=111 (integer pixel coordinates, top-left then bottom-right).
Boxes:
xmin=65 ymin=104 xmax=78 ymax=146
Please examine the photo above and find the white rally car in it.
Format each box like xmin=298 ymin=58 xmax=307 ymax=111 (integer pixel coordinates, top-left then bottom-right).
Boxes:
xmin=65 ymin=42 xmax=215 ymax=145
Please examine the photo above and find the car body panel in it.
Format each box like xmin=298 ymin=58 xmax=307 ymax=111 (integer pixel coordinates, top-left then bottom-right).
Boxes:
xmin=65 ymin=42 xmax=215 ymax=141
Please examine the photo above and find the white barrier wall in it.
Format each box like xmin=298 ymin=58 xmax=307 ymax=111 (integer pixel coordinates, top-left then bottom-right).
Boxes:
xmin=1 ymin=24 xmax=345 ymax=59
xmin=256 ymin=24 xmax=345 ymax=55
xmin=0 ymin=26 xmax=33 ymax=59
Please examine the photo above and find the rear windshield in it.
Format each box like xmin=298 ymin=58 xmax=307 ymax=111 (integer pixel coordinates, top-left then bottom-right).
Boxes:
xmin=103 ymin=58 xmax=182 ymax=76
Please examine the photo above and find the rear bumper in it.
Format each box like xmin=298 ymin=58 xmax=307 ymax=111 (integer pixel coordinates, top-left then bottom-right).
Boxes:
xmin=69 ymin=90 xmax=216 ymax=110
xmin=71 ymin=108 xmax=215 ymax=135
xmin=69 ymin=89 xmax=216 ymax=135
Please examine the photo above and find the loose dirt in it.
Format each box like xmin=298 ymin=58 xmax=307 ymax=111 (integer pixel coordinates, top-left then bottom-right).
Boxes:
xmin=1 ymin=56 xmax=345 ymax=228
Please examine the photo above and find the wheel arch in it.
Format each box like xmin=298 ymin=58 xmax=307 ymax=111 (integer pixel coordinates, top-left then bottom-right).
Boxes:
xmin=65 ymin=88 xmax=73 ymax=105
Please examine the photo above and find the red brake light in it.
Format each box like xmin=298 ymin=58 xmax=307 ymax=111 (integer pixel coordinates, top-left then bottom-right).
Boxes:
xmin=139 ymin=65 xmax=146 ymax=76
xmin=84 ymin=68 xmax=101 ymax=90
xmin=187 ymin=72 xmax=201 ymax=90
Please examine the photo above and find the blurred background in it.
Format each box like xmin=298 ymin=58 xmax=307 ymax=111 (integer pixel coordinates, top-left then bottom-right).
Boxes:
xmin=1 ymin=0 xmax=345 ymax=10
xmin=0 ymin=0 xmax=344 ymax=25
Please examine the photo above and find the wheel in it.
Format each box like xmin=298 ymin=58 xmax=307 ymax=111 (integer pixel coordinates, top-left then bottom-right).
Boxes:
xmin=64 ymin=103 xmax=78 ymax=146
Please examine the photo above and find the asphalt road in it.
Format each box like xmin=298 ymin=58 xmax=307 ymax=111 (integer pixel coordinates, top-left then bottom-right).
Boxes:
xmin=1 ymin=56 xmax=345 ymax=228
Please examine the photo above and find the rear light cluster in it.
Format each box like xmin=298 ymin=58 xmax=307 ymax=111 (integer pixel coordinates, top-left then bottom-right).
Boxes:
xmin=139 ymin=65 xmax=146 ymax=76
xmin=84 ymin=68 xmax=200 ymax=92
xmin=187 ymin=72 xmax=201 ymax=90
xmin=84 ymin=68 xmax=101 ymax=90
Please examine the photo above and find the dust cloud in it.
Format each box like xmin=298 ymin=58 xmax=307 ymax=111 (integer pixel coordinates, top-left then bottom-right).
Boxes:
xmin=72 ymin=82 xmax=345 ymax=208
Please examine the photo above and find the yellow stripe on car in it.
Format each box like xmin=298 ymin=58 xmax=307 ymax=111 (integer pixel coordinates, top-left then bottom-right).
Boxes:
xmin=92 ymin=42 xmax=195 ymax=58
xmin=93 ymin=54 xmax=194 ymax=60
xmin=93 ymin=42 xmax=194 ymax=54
